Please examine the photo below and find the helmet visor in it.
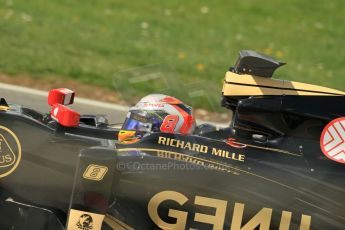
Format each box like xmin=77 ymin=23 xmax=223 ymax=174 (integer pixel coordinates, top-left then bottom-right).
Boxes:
xmin=122 ymin=117 xmax=153 ymax=132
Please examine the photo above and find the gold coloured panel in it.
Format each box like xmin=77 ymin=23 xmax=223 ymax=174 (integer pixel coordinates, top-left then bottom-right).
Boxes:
xmin=223 ymin=71 xmax=345 ymax=96
xmin=67 ymin=209 xmax=105 ymax=230
xmin=83 ymin=164 xmax=108 ymax=181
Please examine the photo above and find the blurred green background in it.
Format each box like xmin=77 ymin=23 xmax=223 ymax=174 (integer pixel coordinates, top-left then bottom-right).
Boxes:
xmin=0 ymin=0 xmax=344 ymax=110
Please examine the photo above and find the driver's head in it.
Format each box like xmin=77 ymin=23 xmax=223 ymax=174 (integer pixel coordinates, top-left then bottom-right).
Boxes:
xmin=118 ymin=94 xmax=195 ymax=143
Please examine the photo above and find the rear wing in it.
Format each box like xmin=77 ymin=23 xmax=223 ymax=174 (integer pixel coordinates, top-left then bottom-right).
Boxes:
xmin=222 ymin=71 xmax=345 ymax=97
xmin=223 ymin=50 xmax=345 ymax=98
xmin=232 ymin=50 xmax=285 ymax=78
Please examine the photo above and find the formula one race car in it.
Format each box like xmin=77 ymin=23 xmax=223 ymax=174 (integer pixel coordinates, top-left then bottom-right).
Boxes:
xmin=0 ymin=50 xmax=344 ymax=230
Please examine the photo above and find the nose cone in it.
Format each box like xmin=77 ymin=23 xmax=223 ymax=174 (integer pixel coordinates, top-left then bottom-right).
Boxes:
xmin=118 ymin=130 xmax=139 ymax=144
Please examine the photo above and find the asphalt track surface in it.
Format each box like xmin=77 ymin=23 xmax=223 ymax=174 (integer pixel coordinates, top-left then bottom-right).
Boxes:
xmin=0 ymin=82 xmax=226 ymax=127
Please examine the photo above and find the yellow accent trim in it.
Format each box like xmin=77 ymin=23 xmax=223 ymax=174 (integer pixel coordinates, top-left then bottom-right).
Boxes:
xmin=223 ymin=71 xmax=345 ymax=96
xmin=231 ymin=140 xmax=302 ymax=157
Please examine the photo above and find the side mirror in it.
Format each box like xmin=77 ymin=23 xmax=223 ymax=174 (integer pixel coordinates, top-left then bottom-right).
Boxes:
xmin=50 ymin=104 xmax=80 ymax=127
xmin=48 ymin=88 xmax=75 ymax=106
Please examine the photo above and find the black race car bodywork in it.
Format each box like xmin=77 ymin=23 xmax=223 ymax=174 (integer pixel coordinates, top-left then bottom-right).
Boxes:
xmin=0 ymin=51 xmax=344 ymax=230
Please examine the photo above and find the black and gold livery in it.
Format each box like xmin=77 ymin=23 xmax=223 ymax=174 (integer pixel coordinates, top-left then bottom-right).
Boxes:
xmin=0 ymin=50 xmax=344 ymax=230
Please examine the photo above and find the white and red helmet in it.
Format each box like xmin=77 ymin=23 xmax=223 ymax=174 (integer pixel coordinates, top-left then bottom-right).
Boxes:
xmin=119 ymin=94 xmax=195 ymax=143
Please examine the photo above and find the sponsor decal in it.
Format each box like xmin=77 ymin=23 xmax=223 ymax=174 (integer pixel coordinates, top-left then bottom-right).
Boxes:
xmin=226 ymin=138 xmax=247 ymax=149
xmin=77 ymin=214 xmax=93 ymax=230
xmin=117 ymin=148 xmax=241 ymax=175
xmin=157 ymin=136 xmax=245 ymax=162
xmin=143 ymin=103 xmax=164 ymax=108
xmin=158 ymin=136 xmax=208 ymax=153
xmin=320 ymin=117 xmax=345 ymax=164
xmin=211 ymin=148 xmax=245 ymax=162
xmin=67 ymin=209 xmax=104 ymax=230
xmin=83 ymin=164 xmax=108 ymax=181
xmin=0 ymin=126 xmax=21 ymax=178
xmin=148 ymin=191 xmax=311 ymax=230
xmin=156 ymin=150 xmax=240 ymax=175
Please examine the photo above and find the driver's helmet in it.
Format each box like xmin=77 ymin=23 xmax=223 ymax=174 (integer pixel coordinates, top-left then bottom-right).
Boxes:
xmin=118 ymin=94 xmax=195 ymax=143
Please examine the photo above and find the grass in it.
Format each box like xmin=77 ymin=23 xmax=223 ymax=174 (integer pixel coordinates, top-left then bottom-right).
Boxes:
xmin=0 ymin=0 xmax=344 ymax=111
